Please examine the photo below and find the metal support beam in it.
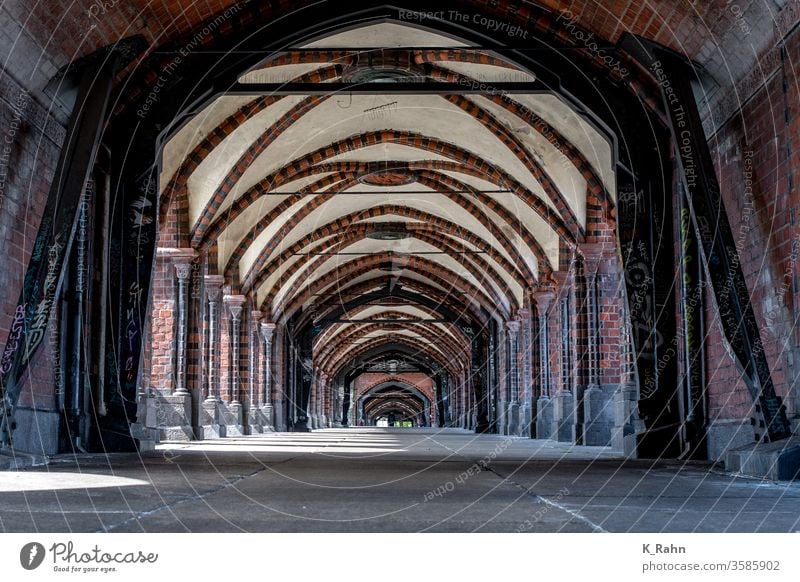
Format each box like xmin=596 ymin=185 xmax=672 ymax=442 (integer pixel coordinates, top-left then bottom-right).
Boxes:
xmin=225 ymin=81 xmax=548 ymax=95
xmin=0 ymin=54 xmax=120 ymax=447
xmin=622 ymin=34 xmax=791 ymax=442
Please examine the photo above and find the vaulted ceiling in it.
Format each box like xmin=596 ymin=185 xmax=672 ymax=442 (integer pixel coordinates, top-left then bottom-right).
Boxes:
xmin=158 ymin=22 xmax=618 ymax=376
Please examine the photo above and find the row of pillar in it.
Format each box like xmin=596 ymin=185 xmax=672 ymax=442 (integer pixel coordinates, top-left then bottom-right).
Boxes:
xmin=140 ymin=255 xmax=282 ymax=441
xmin=496 ymin=245 xmax=632 ymax=447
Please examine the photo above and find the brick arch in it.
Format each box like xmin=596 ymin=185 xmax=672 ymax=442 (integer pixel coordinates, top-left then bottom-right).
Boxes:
xmin=255 ymin=218 xmax=522 ymax=311
xmin=327 ymin=335 xmax=461 ymax=381
xmin=241 ymin=218 xmax=528 ymax=298
xmin=273 ymin=252 xmax=511 ymax=322
xmin=412 ymin=172 xmax=553 ymax=273
xmin=441 ymin=92 xmax=582 ymax=236
xmin=304 ymin=275 xmax=489 ymax=331
xmin=159 ymin=65 xmax=342 ymax=223
xmin=363 ymin=399 xmax=425 ymax=425
xmin=316 ymin=321 xmax=468 ymax=374
xmin=191 ymin=130 xmax=573 ymax=247
xmin=313 ymin=303 xmax=471 ymax=351
xmin=233 ymin=174 xmax=540 ymax=286
xmin=355 ymin=377 xmax=436 ymax=404
xmin=315 ymin=311 xmax=470 ymax=366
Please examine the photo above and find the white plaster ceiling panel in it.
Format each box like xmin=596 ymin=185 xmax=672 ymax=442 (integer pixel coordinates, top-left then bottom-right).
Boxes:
xmin=269 ymin=236 xmax=507 ymax=312
xmin=435 ymin=170 xmax=499 ymax=192
xmin=475 ymin=95 xmax=589 ymax=225
xmin=231 ymin=95 xmax=559 ymax=213
xmin=434 ymin=61 xmax=533 ymax=82
xmin=511 ymin=94 xmax=616 ymax=200
xmin=239 ymin=192 xmax=519 ymax=277
xmin=239 ymin=63 xmax=332 ymax=84
xmin=300 ymin=23 xmax=472 ymax=48
xmin=475 ymin=190 xmax=558 ymax=269
xmin=187 ymin=95 xmax=307 ymax=225
xmin=160 ymin=95 xmax=260 ymax=193
xmin=233 ymin=195 xmax=317 ymax=275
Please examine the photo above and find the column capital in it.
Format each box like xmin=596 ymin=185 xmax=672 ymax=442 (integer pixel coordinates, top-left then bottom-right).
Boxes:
xmin=260 ymin=321 xmax=277 ymax=342
xmin=224 ymin=294 xmax=247 ymax=320
xmin=506 ymin=320 xmax=521 ymax=338
xmin=251 ymin=310 xmax=264 ymax=323
xmin=204 ymin=275 xmax=224 ymax=301
xmin=580 ymin=242 xmax=616 ymax=274
xmin=532 ymin=290 xmax=555 ymax=316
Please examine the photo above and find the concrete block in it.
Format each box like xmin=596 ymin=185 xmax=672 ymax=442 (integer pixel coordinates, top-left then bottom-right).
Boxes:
xmin=706 ymin=418 xmax=754 ymax=462
xmin=584 ymin=384 xmax=616 ymax=446
xmin=553 ymin=390 xmax=574 ymax=443
xmin=726 ymin=437 xmax=800 ymax=481
xmin=11 ymin=408 xmax=60 ymax=456
xmin=535 ymin=396 xmax=554 ymax=440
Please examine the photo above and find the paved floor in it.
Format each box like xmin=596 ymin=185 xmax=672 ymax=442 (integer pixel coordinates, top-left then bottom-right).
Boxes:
xmin=1 ymin=428 xmax=799 ymax=533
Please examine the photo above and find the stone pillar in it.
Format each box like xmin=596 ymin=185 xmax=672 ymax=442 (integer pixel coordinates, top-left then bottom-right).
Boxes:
xmin=248 ymin=310 xmax=264 ymax=434
xmin=553 ymin=287 xmax=575 ymax=443
xmin=582 ymin=246 xmax=613 ymax=446
xmin=319 ymin=372 xmax=329 ymax=428
xmin=222 ymin=294 xmax=246 ymax=436
xmin=534 ymin=290 xmax=555 ymax=439
xmin=506 ymin=320 xmax=521 ymax=435
xmin=519 ymin=306 xmax=533 ymax=437
xmin=201 ymin=275 xmax=224 ymax=438
xmin=260 ymin=322 xmax=276 ymax=430
xmin=147 ymin=249 xmax=197 ymax=441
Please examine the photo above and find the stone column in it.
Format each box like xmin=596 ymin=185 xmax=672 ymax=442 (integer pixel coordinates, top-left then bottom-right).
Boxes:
xmin=260 ymin=322 xmax=276 ymax=430
xmin=533 ymin=290 xmax=555 ymax=439
xmin=519 ymin=306 xmax=533 ymax=437
xmin=506 ymin=320 xmax=521 ymax=435
xmin=148 ymin=248 xmax=197 ymax=441
xmin=222 ymin=294 xmax=246 ymax=436
xmin=319 ymin=372 xmax=330 ymax=428
xmin=248 ymin=310 xmax=264 ymax=434
xmin=553 ymin=285 xmax=575 ymax=443
xmin=580 ymin=246 xmax=606 ymax=445
xmin=201 ymin=275 xmax=224 ymax=438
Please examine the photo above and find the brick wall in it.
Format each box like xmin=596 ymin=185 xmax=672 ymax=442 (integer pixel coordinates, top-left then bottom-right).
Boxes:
xmin=703 ymin=26 xmax=800 ymax=424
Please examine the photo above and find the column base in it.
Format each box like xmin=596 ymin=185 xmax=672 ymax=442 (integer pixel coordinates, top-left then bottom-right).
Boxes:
xmin=535 ymin=396 xmax=554 ymax=440
xmin=508 ymin=402 xmax=520 ymax=436
xmin=613 ymin=384 xmax=644 ymax=457
xmin=247 ymin=407 xmax=263 ymax=434
xmin=200 ymin=400 xmax=225 ymax=439
xmin=144 ymin=392 xmax=194 ymax=441
xmin=261 ymin=404 xmax=275 ymax=432
xmin=583 ymin=384 xmax=616 ymax=446
xmin=221 ymin=402 xmax=245 ymax=436
xmin=552 ymin=390 xmax=574 ymax=443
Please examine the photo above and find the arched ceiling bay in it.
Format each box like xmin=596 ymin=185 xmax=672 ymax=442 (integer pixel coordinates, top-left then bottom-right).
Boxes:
xmin=159 ymin=20 xmax=617 ymax=379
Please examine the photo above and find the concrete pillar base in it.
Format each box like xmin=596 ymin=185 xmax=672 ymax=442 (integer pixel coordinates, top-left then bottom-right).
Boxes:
xmin=200 ymin=400 xmax=224 ymax=439
xmin=583 ymin=384 xmax=616 ymax=446
xmin=553 ymin=390 xmax=574 ymax=443
xmin=613 ymin=384 xmax=644 ymax=456
xmin=261 ymin=404 xmax=275 ymax=432
xmin=221 ymin=402 xmax=245 ymax=437
xmin=726 ymin=437 xmax=800 ymax=480
xmin=535 ymin=396 xmax=554 ymax=440
xmin=145 ymin=393 xmax=194 ymax=441
xmin=247 ymin=408 xmax=264 ymax=434
xmin=508 ymin=402 xmax=520 ymax=436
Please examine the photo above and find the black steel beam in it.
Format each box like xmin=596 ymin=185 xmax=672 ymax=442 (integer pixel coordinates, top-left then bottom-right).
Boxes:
xmin=622 ymin=34 xmax=791 ymax=442
xmin=225 ymin=81 xmax=547 ymax=95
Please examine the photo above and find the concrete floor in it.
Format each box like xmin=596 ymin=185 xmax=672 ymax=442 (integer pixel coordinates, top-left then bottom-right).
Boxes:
xmin=1 ymin=428 xmax=799 ymax=533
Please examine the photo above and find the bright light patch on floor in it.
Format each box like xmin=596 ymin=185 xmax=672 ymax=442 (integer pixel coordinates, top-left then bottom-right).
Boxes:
xmin=0 ymin=472 xmax=150 ymax=492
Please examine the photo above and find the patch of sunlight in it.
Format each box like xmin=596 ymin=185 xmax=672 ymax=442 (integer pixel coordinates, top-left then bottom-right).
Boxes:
xmin=0 ymin=472 xmax=150 ymax=492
